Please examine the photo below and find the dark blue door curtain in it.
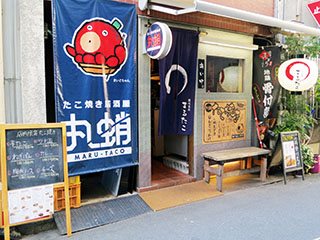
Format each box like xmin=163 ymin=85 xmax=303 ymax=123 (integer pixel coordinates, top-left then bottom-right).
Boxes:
xmin=159 ymin=28 xmax=199 ymax=135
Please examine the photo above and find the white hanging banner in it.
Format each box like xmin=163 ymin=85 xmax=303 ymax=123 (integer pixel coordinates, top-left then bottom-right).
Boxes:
xmin=278 ymin=58 xmax=318 ymax=91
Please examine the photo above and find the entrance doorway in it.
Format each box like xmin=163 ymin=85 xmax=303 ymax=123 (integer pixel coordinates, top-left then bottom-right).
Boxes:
xmin=150 ymin=59 xmax=194 ymax=190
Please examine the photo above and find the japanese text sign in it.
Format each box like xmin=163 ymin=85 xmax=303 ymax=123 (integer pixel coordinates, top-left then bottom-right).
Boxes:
xmin=252 ymin=47 xmax=281 ymax=120
xmin=202 ymin=100 xmax=246 ymax=143
xmin=278 ymin=58 xmax=318 ymax=91
xmin=52 ymin=0 xmax=138 ymax=175
xmin=145 ymin=22 xmax=172 ymax=60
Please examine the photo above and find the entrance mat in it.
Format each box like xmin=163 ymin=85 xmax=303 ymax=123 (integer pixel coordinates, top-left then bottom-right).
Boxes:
xmin=139 ymin=181 xmax=223 ymax=211
xmin=54 ymin=194 xmax=152 ymax=234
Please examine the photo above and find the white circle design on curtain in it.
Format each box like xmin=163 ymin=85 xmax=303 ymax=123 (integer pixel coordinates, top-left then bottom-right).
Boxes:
xmin=165 ymin=64 xmax=188 ymax=95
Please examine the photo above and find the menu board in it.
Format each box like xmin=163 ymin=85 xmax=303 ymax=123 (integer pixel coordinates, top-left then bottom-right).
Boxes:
xmin=8 ymin=184 xmax=54 ymax=224
xmin=5 ymin=128 xmax=64 ymax=190
xmin=0 ymin=124 xmax=72 ymax=238
xmin=280 ymin=131 xmax=303 ymax=170
xmin=202 ymin=100 xmax=246 ymax=143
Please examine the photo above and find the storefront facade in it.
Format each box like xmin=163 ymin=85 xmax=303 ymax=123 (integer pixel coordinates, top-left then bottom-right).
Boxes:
xmin=136 ymin=1 xmax=273 ymax=189
xmin=1 ymin=0 xmax=320 ymax=193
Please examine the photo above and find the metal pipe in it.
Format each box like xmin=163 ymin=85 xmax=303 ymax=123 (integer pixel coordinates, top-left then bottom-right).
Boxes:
xmin=3 ymin=0 xmax=22 ymax=123
xmin=0 ymin=0 xmax=5 ymax=123
xmin=296 ymin=0 xmax=302 ymax=22
xmin=274 ymin=0 xmax=278 ymax=19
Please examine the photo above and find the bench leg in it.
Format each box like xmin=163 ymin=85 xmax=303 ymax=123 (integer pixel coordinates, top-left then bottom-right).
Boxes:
xmin=260 ymin=156 xmax=267 ymax=181
xmin=216 ymin=164 xmax=224 ymax=192
xmin=240 ymin=159 xmax=246 ymax=170
xmin=246 ymin=157 xmax=252 ymax=169
xmin=204 ymin=160 xmax=210 ymax=183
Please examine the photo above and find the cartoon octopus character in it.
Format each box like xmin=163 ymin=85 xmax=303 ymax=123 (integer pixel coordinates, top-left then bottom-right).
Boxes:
xmin=64 ymin=18 xmax=127 ymax=76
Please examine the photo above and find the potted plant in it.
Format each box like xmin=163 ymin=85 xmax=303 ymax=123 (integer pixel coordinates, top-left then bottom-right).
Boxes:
xmin=273 ymin=34 xmax=320 ymax=173
xmin=274 ymin=93 xmax=316 ymax=173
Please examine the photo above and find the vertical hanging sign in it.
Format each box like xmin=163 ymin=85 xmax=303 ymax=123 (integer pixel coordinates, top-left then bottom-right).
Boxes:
xmin=52 ymin=0 xmax=138 ymax=175
xmin=198 ymin=59 xmax=205 ymax=89
xmin=252 ymin=47 xmax=281 ymax=120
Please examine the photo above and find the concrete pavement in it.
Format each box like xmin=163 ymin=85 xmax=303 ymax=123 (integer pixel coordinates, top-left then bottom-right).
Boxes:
xmin=22 ymin=174 xmax=320 ymax=240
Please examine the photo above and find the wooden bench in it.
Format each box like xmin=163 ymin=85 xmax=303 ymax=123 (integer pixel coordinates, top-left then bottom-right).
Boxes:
xmin=202 ymin=147 xmax=270 ymax=192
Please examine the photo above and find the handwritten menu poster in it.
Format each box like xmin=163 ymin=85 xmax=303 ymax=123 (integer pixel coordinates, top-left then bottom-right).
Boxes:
xmin=8 ymin=184 xmax=54 ymax=224
xmin=202 ymin=100 xmax=247 ymax=143
xmin=280 ymin=131 xmax=302 ymax=170
xmin=5 ymin=128 xmax=64 ymax=190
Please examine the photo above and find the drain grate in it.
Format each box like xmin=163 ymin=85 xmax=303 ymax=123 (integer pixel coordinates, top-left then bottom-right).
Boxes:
xmin=54 ymin=194 xmax=151 ymax=234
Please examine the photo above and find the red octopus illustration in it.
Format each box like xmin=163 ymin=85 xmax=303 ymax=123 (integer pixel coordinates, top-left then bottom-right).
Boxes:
xmin=64 ymin=18 xmax=127 ymax=76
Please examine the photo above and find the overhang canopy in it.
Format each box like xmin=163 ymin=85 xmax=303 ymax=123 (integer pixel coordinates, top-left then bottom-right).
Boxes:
xmin=139 ymin=0 xmax=320 ymax=36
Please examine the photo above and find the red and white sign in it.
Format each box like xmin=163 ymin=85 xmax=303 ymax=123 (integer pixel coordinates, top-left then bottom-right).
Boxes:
xmin=278 ymin=58 xmax=318 ymax=91
xmin=307 ymin=1 xmax=320 ymax=27
xmin=145 ymin=22 xmax=172 ymax=60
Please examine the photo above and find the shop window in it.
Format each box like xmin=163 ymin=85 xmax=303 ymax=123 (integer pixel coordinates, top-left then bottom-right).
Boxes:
xmin=206 ymin=56 xmax=244 ymax=93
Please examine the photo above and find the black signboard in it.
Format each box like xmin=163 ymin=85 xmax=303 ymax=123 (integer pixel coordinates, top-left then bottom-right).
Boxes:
xmin=5 ymin=127 xmax=64 ymax=190
xmin=280 ymin=131 xmax=305 ymax=184
xmin=198 ymin=59 xmax=205 ymax=89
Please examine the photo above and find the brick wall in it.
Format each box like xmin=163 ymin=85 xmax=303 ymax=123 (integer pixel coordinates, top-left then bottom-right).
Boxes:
xmin=204 ymin=0 xmax=274 ymax=16
xmin=146 ymin=10 xmax=271 ymax=36
xmin=117 ymin=0 xmax=272 ymax=36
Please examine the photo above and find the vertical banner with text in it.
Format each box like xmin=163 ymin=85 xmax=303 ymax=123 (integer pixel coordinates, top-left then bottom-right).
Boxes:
xmin=252 ymin=47 xmax=281 ymax=121
xmin=159 ymin=28 xmax=199 ymax=135
xmin=52 ymin=0 xmax=137 ymax=175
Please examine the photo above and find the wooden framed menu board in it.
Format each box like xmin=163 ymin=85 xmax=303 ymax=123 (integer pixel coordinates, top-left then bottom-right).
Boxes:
xmin=280 ymin=131 xmax=305 ymax=184
xmin=0 ymin=123 xmax=72 ymax=239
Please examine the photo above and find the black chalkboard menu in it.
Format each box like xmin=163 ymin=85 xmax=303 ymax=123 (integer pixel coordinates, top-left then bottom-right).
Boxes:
xmin=280 ymin=131 xmax=305 ymax=184
xmin=5 ymin=127 xmax=64 ymax=190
